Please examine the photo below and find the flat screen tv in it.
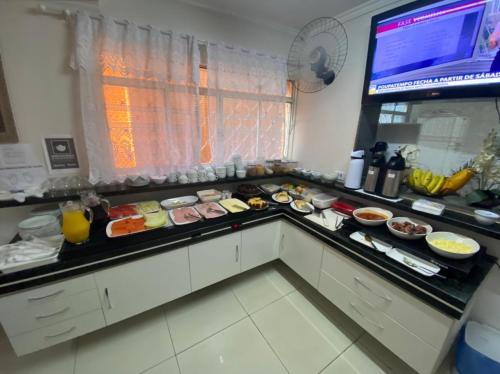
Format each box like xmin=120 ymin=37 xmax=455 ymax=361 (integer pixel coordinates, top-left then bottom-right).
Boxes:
xmin=362 ymin=0 xmax=500 ymax=103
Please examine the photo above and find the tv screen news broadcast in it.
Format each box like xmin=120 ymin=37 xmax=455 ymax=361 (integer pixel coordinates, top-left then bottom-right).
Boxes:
xmin=363 ymin=0 xmax=500 ymax=102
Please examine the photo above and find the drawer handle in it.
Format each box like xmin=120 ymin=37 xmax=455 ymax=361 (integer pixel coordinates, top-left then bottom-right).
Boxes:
xmin=350 ymin=303 xmax=384 ymax=330
xmin=354 ymin=277 xmax=392 ymax=302
xmin=44 ymin=326 xmax=76 ymax=339
xmin=105 ymin=288 xmax=113 ymax=309
xmin=235 ymin=245 xmax=239 ymax=262
xmin=36 ymin=307 xmax=70 ymax=320
xmin=27 ymin=289 xmax=64 ymax=302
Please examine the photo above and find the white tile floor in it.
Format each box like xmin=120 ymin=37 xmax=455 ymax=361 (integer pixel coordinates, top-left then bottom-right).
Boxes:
xmin=0 ymin=263 xmax=454 ymax=374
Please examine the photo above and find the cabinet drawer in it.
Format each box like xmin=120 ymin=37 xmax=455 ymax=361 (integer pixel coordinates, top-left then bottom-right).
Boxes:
xmin=0 ymin=274 xmax=96 ymax=314
xmin=9 ymin=309 xmax=105 ymax=356
xmin=321 ymin=246 xmax=453 ymax=348
xmin=318 ymin=270 xmax=439 ymax=374
xmin=1 ymin=289 xmax=101 ymax=337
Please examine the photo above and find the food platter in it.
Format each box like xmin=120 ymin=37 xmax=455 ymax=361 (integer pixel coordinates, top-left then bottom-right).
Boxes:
xmin=290 ymin=200 xmax=314 ymax=213
xmin=272 ymin=191 xmax=293 ymax=204
xmin=219 ymin=198 xmax=250 ymax=213
xmin=194 ymin=202 xmax=228 ymax=219
xmin=160 ymin=196 xmax=198 ymax=210
xmin=169 ymin=207 xmax=202 ymax=225
xmin=106 ymin=213 xmax=170 ymax=238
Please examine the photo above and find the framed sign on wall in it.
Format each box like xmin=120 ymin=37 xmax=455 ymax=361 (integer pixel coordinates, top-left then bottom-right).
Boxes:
xmin=42 ymin=136 xmax=80 ymax=174
xmin=0 ymin=55 xmax=18 ymax=144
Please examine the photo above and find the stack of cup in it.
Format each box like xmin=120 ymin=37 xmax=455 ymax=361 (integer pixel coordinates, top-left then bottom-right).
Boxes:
xmin=225 ymin=162 xmax=235 ymax=178
xmin=167 ymin=171 xmax=178 ymax=183
xmin=215 ymin=166 xmax=226 ymax=179
xmin=232 ymin=154 xmax=244 ymax=171
xmin=187 ymin=169 xmax=198 ymax=183
xmin=199 ymin=169 xmax=208 ymax=182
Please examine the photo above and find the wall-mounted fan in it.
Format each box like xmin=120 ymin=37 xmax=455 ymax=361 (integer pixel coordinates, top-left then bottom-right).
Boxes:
xmin=287 ymin=17 xmax=348 ymax=93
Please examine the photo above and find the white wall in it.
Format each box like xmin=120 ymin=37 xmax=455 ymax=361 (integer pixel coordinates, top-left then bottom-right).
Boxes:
xmin=291 ymin=0 xmax=409 ymax=174
xmin=0 ymin=0 xmax=293 ymax=241
xmin=291 ymin=0 xmax=500 ymax=331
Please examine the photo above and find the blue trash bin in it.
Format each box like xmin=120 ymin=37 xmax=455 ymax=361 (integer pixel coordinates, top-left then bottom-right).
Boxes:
xmin=455 ymin=321 xmax=500 ymax=374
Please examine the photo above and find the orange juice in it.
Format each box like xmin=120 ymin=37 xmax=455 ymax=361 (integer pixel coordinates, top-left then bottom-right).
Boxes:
xmin=62 ymin=210 xmax=91 ymax=244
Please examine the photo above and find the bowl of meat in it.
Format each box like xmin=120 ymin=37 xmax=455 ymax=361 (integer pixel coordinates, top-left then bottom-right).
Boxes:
xmin=387 ymin=217 xmax=432 ymax=240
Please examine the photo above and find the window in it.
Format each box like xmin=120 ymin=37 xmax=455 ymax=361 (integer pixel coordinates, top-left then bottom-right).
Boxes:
xmin=378 ymin=102 xmax=411 ymax=125
xmin=103 ymin=66 xmax=294 ymax=169
xmin=198 ymin=66 xmax=293 ymax=163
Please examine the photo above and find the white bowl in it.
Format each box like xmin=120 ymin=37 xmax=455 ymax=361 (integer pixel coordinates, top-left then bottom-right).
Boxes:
xmin=474 ymin=210 xmax=499 ymax=226
xmin=311 ymin=171 xmax=322 ymax=180
xmin=425 ymin=232 xmax=480 ymax=259
xmin=18 ymin=215 xmax=61 ymax=240
xmin=353 ymin=207 xmax=393 ymax=226
xmin=387 ymin=217 xmax=432 ymax=240
xmin=151 ymin=175 xmax=167 ymax=184
xmin=236 ymin=170 xmax=246 ymax=179
xmin=322 ymin=172 xmax=338 ymax=183
xmin=125 ymin=176 xmax=150 ymax=187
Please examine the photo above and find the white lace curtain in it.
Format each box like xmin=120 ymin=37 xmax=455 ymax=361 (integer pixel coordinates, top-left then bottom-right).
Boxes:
xmin=71 ymin=12 xmax=288 ymax=183
xmin=204 ymin=43 xmax=288 ymax=164
xmin=71 ymin=12 xmax=200 ymax=184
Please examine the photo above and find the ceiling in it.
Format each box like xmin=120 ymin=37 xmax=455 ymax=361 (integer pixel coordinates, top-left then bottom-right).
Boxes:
xmin=177 ymin=0 xmax=372 ymax=32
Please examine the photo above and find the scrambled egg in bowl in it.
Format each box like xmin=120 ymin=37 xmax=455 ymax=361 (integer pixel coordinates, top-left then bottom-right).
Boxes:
xmin=429 ymin=239 xmax=473 ymax=254
xmin=426 ymin=232 xmax=480 ymax=259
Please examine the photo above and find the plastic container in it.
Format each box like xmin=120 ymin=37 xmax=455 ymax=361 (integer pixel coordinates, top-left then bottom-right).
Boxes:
xmin=412 ymin=199 xmax=445 ymax=216
xmin=196 ymin=189 xmax=222 ymax=203
xmin=312 ymin=193 xmax=338 ymax=209
xmin=456 ymin=321 xmax=500 ymax=374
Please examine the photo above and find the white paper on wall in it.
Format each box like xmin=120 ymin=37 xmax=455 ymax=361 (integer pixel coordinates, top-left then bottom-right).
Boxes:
xmin=0 ymin=144 xmax=47 ymax=193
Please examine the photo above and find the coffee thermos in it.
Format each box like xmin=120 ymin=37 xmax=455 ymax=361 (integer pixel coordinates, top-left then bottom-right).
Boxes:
xmin=381 ymin=151 xmax=406 ymax=198
xmin=344 ymin=150 xmax=365 ymax=189
xmin=363 ymin=142 xmax=388 ymax=194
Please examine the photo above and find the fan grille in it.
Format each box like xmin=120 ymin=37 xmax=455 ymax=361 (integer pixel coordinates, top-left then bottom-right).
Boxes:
xmin=288 ymin=17 xmax=348 ymax=93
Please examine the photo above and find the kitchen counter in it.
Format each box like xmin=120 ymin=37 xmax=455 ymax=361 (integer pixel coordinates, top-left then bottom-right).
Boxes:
xmin=0 ymin=202 xmax=495 ymax=319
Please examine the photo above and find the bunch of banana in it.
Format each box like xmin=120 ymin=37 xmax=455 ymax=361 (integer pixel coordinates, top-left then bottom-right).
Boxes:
xmin=407 ymin=168 xmax=475 ymax=196
xmin=407 ymin=169 xmax=446 ymax=196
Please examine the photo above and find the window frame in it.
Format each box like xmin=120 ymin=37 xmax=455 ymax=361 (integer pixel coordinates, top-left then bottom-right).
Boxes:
xmin=378 ymin=102 xmax=412 ymax=125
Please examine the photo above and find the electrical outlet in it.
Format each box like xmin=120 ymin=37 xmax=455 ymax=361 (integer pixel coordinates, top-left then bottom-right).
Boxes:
xmin=336 ymin=170 xmax=345 ymax=182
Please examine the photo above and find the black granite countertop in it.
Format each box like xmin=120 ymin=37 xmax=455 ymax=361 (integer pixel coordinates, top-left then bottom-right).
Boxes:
xmin=0 ymin=201 xmax=495 ymax=319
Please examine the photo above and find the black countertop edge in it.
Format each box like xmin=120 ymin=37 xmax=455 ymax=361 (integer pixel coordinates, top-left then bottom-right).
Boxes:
xmin=288 ymin=174 xmax=500 ymax=240
xmin=280 ymin=212 xmax=494 ymax=319
xmin=0 ymin=206 xmax=494 ymax=319
xmin=3 ymin=172 xmax=499 ymax=240
xmin=0 ymin=175 xmax=280 ymax=208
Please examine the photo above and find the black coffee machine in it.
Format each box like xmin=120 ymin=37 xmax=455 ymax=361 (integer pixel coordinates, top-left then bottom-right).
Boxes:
xmin=363 ymin=141 xmax=387 ymax=194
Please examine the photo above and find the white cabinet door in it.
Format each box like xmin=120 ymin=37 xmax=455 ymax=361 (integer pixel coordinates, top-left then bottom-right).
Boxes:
xmin=280 ymin=222 xmax=323 ymax=288
xmin=95 ymin=247 xmax=191 ymax=325
xmin=241 ymin=222 xmax=280 ymax=272
xmin=189 ymin=232 xmax=241 ymax=291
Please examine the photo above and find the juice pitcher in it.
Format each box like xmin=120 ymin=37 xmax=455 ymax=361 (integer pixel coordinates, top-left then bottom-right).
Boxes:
xmin=60 ymin=200 xmax=93 ymax=244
